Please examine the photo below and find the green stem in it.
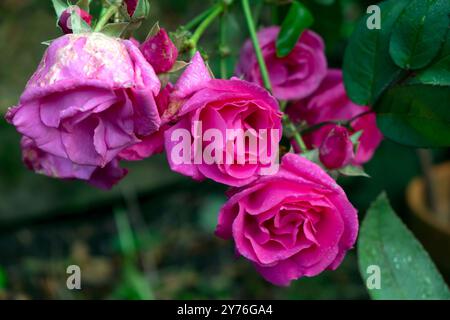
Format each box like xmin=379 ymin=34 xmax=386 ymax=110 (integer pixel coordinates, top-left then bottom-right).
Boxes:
xmin=241 ymin=0 xmax=272 ymax=92
xmin=219 ymin=13 xmax=228 ymax=79
xmin=189 ymin=3 xmax=224 ymax=55
xmin=283 ymin=114 xmax=308 ymax=153
xmin=94 ymin=4 xmax=120 ymax=32
xmin=184 ymin=6 xmax=216 ymax=30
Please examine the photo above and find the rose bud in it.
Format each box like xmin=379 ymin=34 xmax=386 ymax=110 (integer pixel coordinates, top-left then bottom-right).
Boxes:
xmin=287 ymin=69 xmax=383 ymax=165
xmin=125 ymin=0 xmax=138 ymax=17
xmin=319 ymin=126 xmax=354 ymax=170
xmin=140 ymin=28 xmax=178 ymax=74
xmin=58 ymin=6 xmax=92 ymax=34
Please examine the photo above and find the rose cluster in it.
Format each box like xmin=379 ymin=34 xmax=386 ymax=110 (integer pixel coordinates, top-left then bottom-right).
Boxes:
xmin=237 ymin=26 xmax=382 ymax=170
xmin=6 ymin=22 xmax=383 ymax=286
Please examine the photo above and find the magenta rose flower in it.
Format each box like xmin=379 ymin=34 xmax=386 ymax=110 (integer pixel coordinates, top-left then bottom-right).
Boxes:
xmin=216 ymin=153 xmax=358 ymax=286
xmin=140 ymin=28 xmax=178 ymax=74
xmin=6 ymin=32 xmax=161 ymax=188
xmin=287 ymin=69 xmax=383 ymax=165
xmin=164 ymin=52 xmax=283 ymax=187
xmin=319 ymin=126 xmax=354 ymax=170
xmin=58 ymin=6 xmax=92 ymax=34
xmin=236 ymin=26 xmax=327 ymax=101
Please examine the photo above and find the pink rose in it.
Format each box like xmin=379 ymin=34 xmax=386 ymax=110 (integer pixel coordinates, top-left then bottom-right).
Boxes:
xmin=164 ymin=52 xmax=283 ymax=187
xmin=236 ymin=26 xmax=327 ymax=101
xmin=319 ymin=126 xmax=354 ymax=169
xmin=140 ymin=28 xmax=178 ymax=74
xmin=119 ymin=83 xmax=173 ymax=160
xmin=216 ymin=153 xmax=358 ymax=286
xmin=58 ymin=6 xmax=92 ymax=34
xmin=287 ymin=69 xmax=383 ymax=165
xmin=6 ymin=33 xmax=161 ymax=187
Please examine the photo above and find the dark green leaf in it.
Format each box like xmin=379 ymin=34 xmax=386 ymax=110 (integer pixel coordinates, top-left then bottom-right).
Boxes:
xmin=343 ymin=0 xmax=409 ymax=106
xmin=358 ymin=193 xmax=450 ymax=300
xmin=101 ymin=22 xmax=129 ymax=38
xmin=89 ymin=0 xmax=103 ymax=22
xmin=389 ymin=0 xmax=449 ymax=70
xmin=413 ymin=31 xmax=450 ymax=86
xmin=376 ymin=83 xmax=450 ymax=147
xmin=0 ymin=266 xmax=7 ymax=289
xmin=276 ymin=1 xmax=314 ymax=58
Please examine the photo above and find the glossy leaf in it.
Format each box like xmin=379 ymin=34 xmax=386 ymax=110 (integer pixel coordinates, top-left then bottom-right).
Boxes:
xmin=376 ymin=83 xmax=450 ymax=147
xmin=343 ymin=0 xmax=409 ymax=106
xmin=389 ymin=0 xmax=449 ymax=70
xmin=413 ymin=31 xmax=450 ymax=86
xmin=276 ymin=1 xmax=314 ymax=58
xmin=358 ymin=193 xmax=450 ymax=300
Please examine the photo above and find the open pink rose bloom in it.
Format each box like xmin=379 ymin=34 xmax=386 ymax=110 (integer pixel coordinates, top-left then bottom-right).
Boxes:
xmin=164 ymin=52 xmax=283 ymax=187
xmin=216 ymin=153 xmax=358 ymax=286
xmin=6 ymin=32 xmax=161 ymax=189
xmin=236 ymin=27 xmax=327 ymax=101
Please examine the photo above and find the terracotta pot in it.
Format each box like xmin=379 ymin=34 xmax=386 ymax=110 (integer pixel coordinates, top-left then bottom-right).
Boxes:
xmin=406 ymin=161 xmax=450 ymax=282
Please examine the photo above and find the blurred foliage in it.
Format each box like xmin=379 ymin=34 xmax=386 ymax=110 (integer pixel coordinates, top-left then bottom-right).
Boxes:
xmin=0 ymin=0 xmax=447 ymax=300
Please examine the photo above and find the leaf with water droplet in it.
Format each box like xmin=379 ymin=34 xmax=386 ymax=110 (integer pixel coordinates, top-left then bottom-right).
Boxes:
xmin=358 ymin=192 xmax=450 ymax=299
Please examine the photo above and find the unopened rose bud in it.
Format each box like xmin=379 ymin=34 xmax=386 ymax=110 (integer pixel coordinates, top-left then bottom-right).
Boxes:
xmin=140 ymin=28 xmax=178 ymax=74
xmin=319 ymin=126 xmax=354 ymax=170
xmin=58 ymin=6 xmax=92 ymax=34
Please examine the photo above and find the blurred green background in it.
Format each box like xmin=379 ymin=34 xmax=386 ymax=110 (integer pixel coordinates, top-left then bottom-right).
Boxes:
xmin=0 ymin=0 xmax=447 ymax=299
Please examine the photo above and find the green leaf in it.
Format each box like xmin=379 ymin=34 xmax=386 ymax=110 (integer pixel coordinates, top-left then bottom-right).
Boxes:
xmin=389 ymin=0 xmax=449 ymax=70
xmin=0 ymin=266 xmax=7 ymax=290
xmin=51 ymin=0 xmax=69 ymax=19
xmin=145 ymin=21 xmax=160 ymax=41
xmin=343 ymin=0 xmax=409 ymax=106
xmin=376 ymin=83 xmax=450 ymax=147
xmin=413 ymin=31 xmax=450 ymax=86
xmin=358 ymin=193 xmax=450 ymax=300
xmin=132 ymin=0 xmax=150 ymax=20
xmin=338 ymin=165 xmax=370 ymax=178
xmin=101 ymin=22 xmax=129 ymax=38
xmin=276 ymin=1 xmax=314 ymax=58
xmin=300 ymin=149 xmax=319 ymax=163
xmin=350 ymin=130 xmax=363 ymax=145
xmin=114 ymin=209 xmax=137 ymax=258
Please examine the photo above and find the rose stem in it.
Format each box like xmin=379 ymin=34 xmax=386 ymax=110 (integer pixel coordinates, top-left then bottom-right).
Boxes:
xmin=280 ymin=101 xmax=308 ymax=153
xmin=241 ymin=0 xmax=272 ymax=92
xmin=189 ymin=3 xmax=224 ymax=56
xmin=94 ymin=2 xmax=121 ymax=32
xmin=184 ymin=6 xmax=216 ymax=30
xmin=219 ymin=12 xmax=229 ymax=79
